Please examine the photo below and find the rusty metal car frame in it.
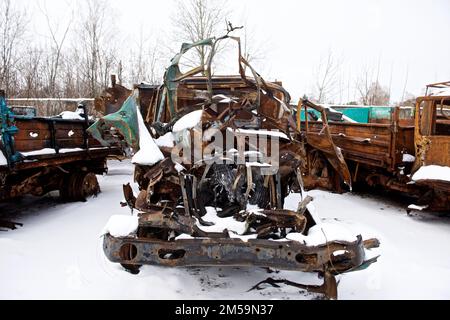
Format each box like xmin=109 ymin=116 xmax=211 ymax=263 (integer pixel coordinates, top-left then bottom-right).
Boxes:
xmin=94 ymin=27 xmax=379 ymax=299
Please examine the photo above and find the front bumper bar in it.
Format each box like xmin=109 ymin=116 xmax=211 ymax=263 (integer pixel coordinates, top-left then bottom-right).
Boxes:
xmin=103 ymin=233 xmax=367 ymax=274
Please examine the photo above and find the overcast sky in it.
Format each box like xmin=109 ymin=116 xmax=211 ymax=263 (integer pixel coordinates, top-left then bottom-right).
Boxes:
xmin=22 ymin=0 xmax=450 ymax=103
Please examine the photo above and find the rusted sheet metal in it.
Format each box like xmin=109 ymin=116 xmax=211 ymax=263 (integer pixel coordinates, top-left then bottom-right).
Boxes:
xmin=298 ymin=99 xmax=352 ymax=189
xmin=93 ymin=27 xmax=378 ymax=299
xmin=409 ymin=90 xmax=450 ymax=211
xmin=94 ymin=75 xmax=132 ymax=115
xmin=298 ymin=101 xmax=415 ymax=172
xmin=104 ymin=233 xmax=369 ymax=274
xmin=1 ymin=92 xmax=122 ymax=203
xmin=414 ymin=96 xmax=450 ymax=169
xmin=88 ymin=92 xmax=140 ymax=150
xmin=298 ymin=83 xmax=450 ymax=212
xmin=0 ymin=153 xmax=110 ymax=201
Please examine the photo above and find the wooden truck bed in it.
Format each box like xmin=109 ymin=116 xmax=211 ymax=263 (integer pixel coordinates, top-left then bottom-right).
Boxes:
xmin=1 ymin=116 xmax=121 ymax=171
xmin=301 ymin=121 xmax=415 ymax=171
xmin=1 ymin=113 xmax=122 ymax=205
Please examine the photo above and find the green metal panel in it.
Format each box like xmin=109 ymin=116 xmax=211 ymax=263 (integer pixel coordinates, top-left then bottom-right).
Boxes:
xmin=337 ymin=107 xmax=370 ymax=123
xmin=87 ymin=91 xmax=140 ymax=150
xmin=299 ymin=109 xmax=321 ymax=121
xmin=0 ymin=96 xmax=22 ymax=165
xmin=298 ymin=107 xmax=370 ymax=123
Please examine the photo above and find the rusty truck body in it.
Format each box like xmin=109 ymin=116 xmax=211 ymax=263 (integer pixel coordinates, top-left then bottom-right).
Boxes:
xmin=0 ymin=91 xmax=121 ymax=229
xmin=89 ymin=30 xmax=379 ymax=299
xmin=297 ymin=81 xmax=450 ymax=212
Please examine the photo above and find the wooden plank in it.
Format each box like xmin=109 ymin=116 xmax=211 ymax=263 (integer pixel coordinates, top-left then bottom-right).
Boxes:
xmin=15 ymin=140 xmax=50 ymax=152
xmin=55 ymin=128 xmax=84 ymax=139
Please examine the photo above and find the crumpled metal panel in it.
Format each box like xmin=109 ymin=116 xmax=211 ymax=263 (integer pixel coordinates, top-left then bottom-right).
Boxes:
xmin=87 ymin=91 xmax=140 ymax=150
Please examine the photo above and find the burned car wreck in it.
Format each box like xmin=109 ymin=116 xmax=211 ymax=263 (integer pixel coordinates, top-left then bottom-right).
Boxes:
xmin=89 ymin=29 xmax=379 ymax=299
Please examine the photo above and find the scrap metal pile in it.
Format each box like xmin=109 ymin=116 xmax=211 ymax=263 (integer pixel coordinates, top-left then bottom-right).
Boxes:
xmin=89 ymin=27 xmax=379 ymax=299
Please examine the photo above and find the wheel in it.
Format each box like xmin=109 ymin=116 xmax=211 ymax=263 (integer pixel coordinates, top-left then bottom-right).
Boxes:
xmin=60 ymin=172 xmax=100 ymax=202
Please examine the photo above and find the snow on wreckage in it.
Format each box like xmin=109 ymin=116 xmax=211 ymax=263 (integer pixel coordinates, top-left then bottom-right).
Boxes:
xmin=89 ymin=26 xmax=380 ymax=299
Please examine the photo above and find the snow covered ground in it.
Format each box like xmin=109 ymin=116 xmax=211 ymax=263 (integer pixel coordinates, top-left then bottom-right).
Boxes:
xmin=1 ymin=159 xmax=450 ymax=300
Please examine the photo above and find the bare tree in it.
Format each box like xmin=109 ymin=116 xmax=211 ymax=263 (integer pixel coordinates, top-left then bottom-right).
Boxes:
xmin=0 ymin=0 xmax=28 ymax=95
xmin=356 ymin=64 xmax=390 ymax=105
xmin=19 ymin=46 xmax=44 ymax=98
xmin=240 ymin=22 xmax=266 ymax=74
xmin=171 ymin=0 xmax=229 ymax=70
xmin=61 ymin=50 xmax=82 ymax=98
xmin=355 ymin=65 xmax=375 ymax=105
xmin=117 ymin=60 xmax=124 ymax=85
xmin=313 ymin=50 xmax=340 ymax=103
xmin=127 ymin=26 xmax=162 ymax=86
xmin=399 ymin=91 xmax=416 ymax=106
xmin=401 ymin=64 xmax=409 ymax=103
xmin=387 ymin=61 xmax=394 ymax=104
xmin=76 ymin=0 xmax=117 ymax=97
xmin=129 ymin=27 xmax=146 ymax=84
xmin=367 ymin=81 xmax=390 ymax=105
xmin=38 ymin=0 xmax=73 ymax=97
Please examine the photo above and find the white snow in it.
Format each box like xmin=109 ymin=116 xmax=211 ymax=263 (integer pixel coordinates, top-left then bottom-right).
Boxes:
xmin=244 ymin=151 xmax=262 ymax=157
xmin=59 ymin=111 xmax=84 ymax=120
xmin=287 ymin=221 xmax=359 ymax=246
xmin=245 ymin=162 xmax=271 ymax=167
xmin=402 ymin=154 xmax=416 ymax=162
xmin=2 ymin=160 xmax=450 ymax=299
xmin=174 ymin=162 xmax=186 ymax=172
xmin=412 ymin=165 xmax=450 ymax=182
xmin=283 ymin=193 xmax=357 ymax=246
xmin=29 ymin=132 xmax=39 ymax=138
xmin=172 ymin=110 xmax=203 ymax=132
xmin=20 ymin=148 xmax=56 ymax=156
xmin=212 ymin=94 xmax=237 ymax=103
xmin=68 ymin=130 xmax=75 ymax=137
xmin=408 ymin=204 xmax=429 ymax=211
xmin=175 ymin=233 xmax=196 ymax=240
xmin=89 ymin=147 xmax=110 ymax=151
xmin=101 ymin=215 xmax=139 ymax=237
xmin=227 ymin=231 xmax=258 ymax=242
xmin=246 ymin=204 xmax=264 ymax=216
xmin=154 ymin=132 xmax=175 ymax=148
xmin=20 ymin=148 xmax=91 ymax=157
xmin=430 ymin=88 xmax=450 ymax=96
xmin=131 ymin=106 xmax=164 ymax=166
xmin=228 ymin=127 xmax=289 ymax=140
xmin=203 ymin=127 xmax=219 ymax=142
xmin=0 ymin=150 xmax=7 ymax=166
xmin=284 ymin=192 xmax=322 ymax=225
xmin=59 ymin=148 xmax=84 ymax=153
xmin=196 ymin=207 xmax=247 ymax=234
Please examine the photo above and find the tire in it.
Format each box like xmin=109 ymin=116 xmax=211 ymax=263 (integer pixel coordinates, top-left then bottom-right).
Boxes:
xmin=60 ymin=172 xmax=100 ymax=202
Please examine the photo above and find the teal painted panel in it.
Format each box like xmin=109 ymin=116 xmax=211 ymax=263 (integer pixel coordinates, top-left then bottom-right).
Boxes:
xmin=87 ymin=91 xmax=139 ymax=149
xmin=296 ymin=106 xmax=397 ymax=123
xmin=298 ymin=109 xmax=321 ymax=121
xmin=337 ymin=107 xmax=370 ymax=123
